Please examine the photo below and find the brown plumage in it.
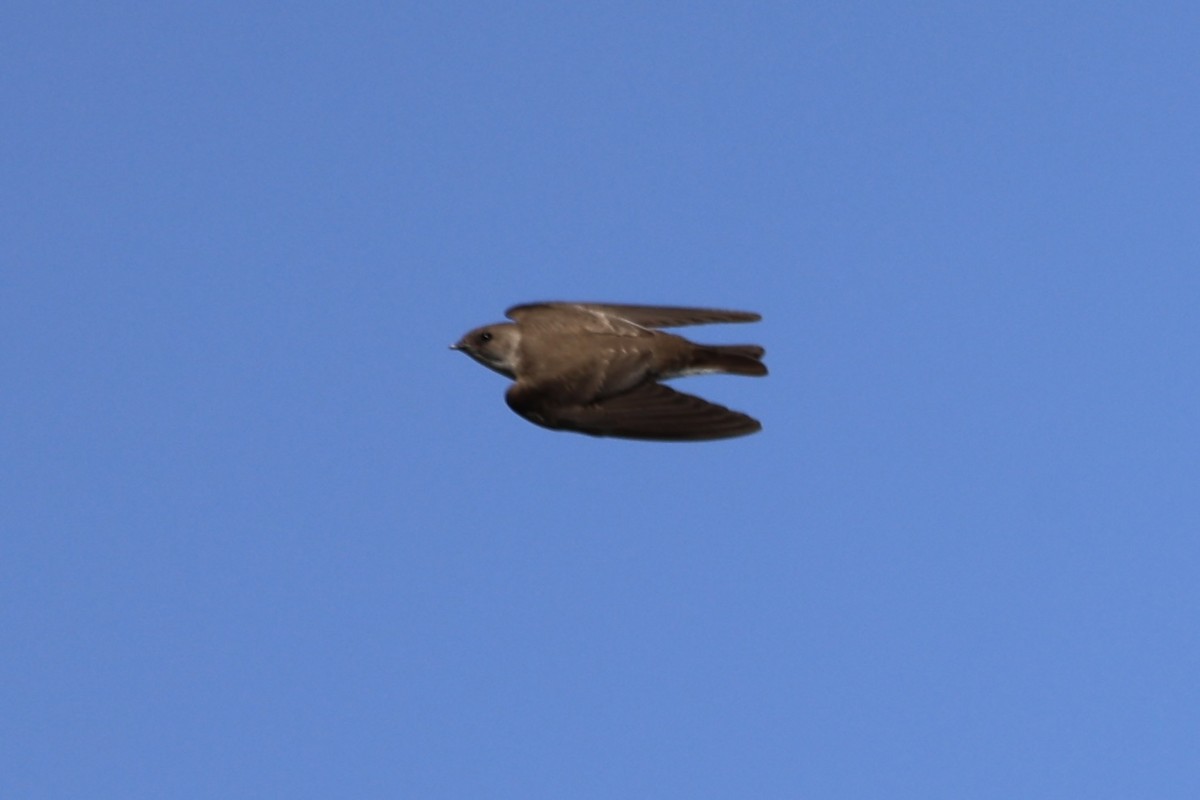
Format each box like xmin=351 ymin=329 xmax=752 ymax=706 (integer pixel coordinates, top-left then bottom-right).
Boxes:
xmin=451 ymin=302 xmax=767 ymax=441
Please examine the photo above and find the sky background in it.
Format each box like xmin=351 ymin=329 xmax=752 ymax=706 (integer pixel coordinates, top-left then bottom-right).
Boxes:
xmin=3 ymin=3 xmax=1198 ymax=798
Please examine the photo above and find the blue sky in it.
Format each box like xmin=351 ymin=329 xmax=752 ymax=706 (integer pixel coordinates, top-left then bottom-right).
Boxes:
xmin=3 ymin=3 xmax=1197 ymax=797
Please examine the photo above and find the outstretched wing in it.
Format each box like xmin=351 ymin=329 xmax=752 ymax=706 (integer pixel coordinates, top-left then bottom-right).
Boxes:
xmin=506 ymin=381 xmax=761 ymax=441
xmin=506 ymin=302 xmax=760 ymax=329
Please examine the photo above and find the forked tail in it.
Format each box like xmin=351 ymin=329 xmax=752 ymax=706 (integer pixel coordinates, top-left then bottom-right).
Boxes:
xmin=696 ymin=344 xmax=768 ymax=376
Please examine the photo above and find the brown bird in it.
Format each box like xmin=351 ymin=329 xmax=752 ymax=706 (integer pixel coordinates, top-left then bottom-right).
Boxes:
xmin=451 ymin=301 xmax=767 ymax=441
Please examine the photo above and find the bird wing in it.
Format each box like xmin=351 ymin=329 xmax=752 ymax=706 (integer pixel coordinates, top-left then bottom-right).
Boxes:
xmin=506 ymin=302 xmax=761 ymax=329
xmin=506 ymin=381 xmax=761 ymax=441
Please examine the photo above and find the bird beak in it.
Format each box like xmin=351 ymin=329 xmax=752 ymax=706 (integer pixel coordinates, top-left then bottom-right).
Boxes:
xmin=449 ymin=343 xmax=464 ymax=351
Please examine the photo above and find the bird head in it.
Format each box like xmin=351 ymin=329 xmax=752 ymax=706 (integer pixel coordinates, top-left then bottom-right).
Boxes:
xmin=450 ymin=324 xmax=521 ymax=379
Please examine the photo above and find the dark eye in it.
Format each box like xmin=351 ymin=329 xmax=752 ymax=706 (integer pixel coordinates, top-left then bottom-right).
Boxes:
xmin=478 ymin=332 xmax=493 ymax=343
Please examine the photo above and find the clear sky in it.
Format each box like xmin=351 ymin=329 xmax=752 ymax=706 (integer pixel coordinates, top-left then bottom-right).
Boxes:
xmin=3 ymin=3 xmax=1197 ymax=798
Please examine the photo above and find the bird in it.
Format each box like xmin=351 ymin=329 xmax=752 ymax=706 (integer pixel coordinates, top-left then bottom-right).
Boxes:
xmin=451 ymin=301 xmax=767 ymax=441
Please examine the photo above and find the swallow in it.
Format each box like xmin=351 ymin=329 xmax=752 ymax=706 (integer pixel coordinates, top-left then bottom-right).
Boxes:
xmin=451 ymin=301 xmax=767 ymax=441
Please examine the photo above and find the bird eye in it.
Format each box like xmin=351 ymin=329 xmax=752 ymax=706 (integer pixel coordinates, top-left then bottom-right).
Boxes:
xmin=479 ymin=332 xmax=493 ymax=343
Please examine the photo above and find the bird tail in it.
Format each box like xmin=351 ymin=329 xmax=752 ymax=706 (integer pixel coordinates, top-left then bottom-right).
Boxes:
xmin=695 ymin=344 xmax=768 ymax=376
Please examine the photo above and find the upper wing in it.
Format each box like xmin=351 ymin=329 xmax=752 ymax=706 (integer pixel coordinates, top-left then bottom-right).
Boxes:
xmin=506 ymin=381 xmax=761 ymax=441
xmin=506 ymin=302 xmax=761 ymax=329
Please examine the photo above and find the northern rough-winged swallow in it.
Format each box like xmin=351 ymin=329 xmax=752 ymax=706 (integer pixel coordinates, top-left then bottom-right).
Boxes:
xmin=452 ymin=301 xmax=767 ymax=441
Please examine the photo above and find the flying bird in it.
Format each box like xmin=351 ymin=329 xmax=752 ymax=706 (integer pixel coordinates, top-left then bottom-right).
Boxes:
xmin=451 ymin=301 xmax=767 ymax=441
